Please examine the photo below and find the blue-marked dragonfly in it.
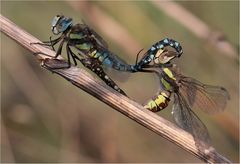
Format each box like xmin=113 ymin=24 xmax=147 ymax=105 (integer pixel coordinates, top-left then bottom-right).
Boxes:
xmin=33 ymin=15 xmax=132 ymax=95
xmin=132 ymin=38 xmax=183 ymax=72
xmin=33 ymin=15 xmax=183 ymax=96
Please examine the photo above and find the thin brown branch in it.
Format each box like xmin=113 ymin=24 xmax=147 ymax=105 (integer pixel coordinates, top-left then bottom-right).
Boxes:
xmin=0 ymin=14 xmax=232 ymax=163
xmin=152 ymin=1 xmax=238 ymax=60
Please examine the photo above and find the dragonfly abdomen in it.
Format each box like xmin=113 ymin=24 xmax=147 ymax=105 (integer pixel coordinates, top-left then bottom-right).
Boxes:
xmin=144 ymin=91 xmax=171 ymax=112
xmin=134 ymin=38 xmax=183 ymax=71
xmin=88 ymin=50 xmax=133 ymax=71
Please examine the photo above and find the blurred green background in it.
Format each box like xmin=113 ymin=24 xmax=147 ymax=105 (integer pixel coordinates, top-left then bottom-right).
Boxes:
xmin=1 ymin=1 xmax=239 ymax=163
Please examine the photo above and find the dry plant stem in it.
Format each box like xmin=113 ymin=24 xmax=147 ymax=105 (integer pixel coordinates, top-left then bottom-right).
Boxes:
xmin=152 ymin=1 xmax=237 ymax=59
xmin=0 ymin=14 xmax=232 ymax=163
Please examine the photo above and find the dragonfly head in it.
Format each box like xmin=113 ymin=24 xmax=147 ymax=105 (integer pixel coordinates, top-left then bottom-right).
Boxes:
xmin=51 ymin=15 xmax=73 ymax=35
xmin=154 ymin=49 xmax=180 ymax=64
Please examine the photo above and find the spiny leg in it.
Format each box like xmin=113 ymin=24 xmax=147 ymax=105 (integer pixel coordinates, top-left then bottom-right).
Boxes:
xmin=67 ymin=44 xmax=86 ymax=65
xmin=54 ymin=39 xmax=65 ymax=58
xmin=49 ymin=36 xmax=56 ymax=51
xmin=31 ymin=36 xmax=65 ymax=59
xmin=41 ymin=46 xmax=71 ymax=70
xmin=66 ymin=44 xmax=77 ymax=66
xmin=33 ymin=52 xmax=53 ymax=58
xmin=40 ymin=42 xmax=73 ymax=70
xmin=31 ymin=35 xmax=63 ymax=49
xmin=43 ymin=43 xmax=77 ymax=69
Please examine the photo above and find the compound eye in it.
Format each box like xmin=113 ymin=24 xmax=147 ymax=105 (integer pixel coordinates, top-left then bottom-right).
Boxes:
xmin=153 ymin=49 xmax=164 ymax=64
xmin=51 ymin=16 xmax=60 ymax=27
xmin=154 ymin=49 xmax=177 ymax=64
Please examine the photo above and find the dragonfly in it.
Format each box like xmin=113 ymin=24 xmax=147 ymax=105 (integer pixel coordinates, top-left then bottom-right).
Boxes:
xmin=33 ymin=15 xmax=134 ymax=95
xmin=132 ymin=38 xmax=183 ymax=72
xmin=33 ymin=15 xmax=183 ymax=96
xmin=141 ymin=51 xmax=229 ymax=148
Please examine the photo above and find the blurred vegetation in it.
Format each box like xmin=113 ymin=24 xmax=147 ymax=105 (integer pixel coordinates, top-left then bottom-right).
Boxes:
xmin=1 ymin=1 xmax=239 ymax=163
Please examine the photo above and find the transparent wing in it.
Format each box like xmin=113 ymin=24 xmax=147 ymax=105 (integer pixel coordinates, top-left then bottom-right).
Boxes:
xmin=103 ymin=53 xmax=131 ymax=82
xmin=172 ymin=92 xmax=211 ymax=146
xmin=178 ymin=76 xmax=230 ymax=114
xmin=88 ymin=27 xmax=109 ymax=49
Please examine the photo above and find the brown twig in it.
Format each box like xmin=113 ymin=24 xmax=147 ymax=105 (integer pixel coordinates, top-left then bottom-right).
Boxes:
xmin=0 ymin=14 xmax=232 ymax=163
xmin=152 ymin=1 xmax=238 ymax=60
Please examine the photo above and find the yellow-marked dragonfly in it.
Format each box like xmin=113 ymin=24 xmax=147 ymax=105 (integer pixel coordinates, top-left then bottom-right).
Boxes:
xmin=140 ymin=50 xmax=230 ymax=148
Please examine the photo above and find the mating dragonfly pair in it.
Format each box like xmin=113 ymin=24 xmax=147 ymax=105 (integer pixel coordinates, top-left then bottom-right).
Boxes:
xmin=35 ymin=15 xmax=229 ymax=149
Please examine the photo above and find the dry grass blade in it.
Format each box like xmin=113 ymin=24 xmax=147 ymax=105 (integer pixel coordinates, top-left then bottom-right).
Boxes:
xmin=0 ymin=14 xmax=232 ymax=163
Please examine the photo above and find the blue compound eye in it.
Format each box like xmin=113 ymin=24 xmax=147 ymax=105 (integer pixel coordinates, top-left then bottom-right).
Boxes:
xmin=154 ymin=49 xmax=177 ymax=64
xmin=59 ymin=18 xmax=72 ymax=31
xmin=57 ymin=17 xmax=72 ymax=32
xmin=51 ymin=15 xmax=61 ymax=27
xmin=51 ymin=15 xmax=72 ymax=35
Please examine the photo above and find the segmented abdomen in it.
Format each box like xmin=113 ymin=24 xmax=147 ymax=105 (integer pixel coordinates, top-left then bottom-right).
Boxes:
xmin=134 ymin=38 xmax=183 ymax=71
xmin=89 ymin=50 xmax=133 ymax=72
xmin=80 ymin=58 xmax=127 ymax=95
xmin=143 ymin=91 xmax=171 ymax=112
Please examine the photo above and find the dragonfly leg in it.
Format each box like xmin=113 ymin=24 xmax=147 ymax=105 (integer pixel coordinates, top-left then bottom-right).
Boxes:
xmin=33 ymin=52 xmax=53 ymax=58
xmin=49 ymin=36 xmax=55 ymax=51
xmin=44 ymin=43 xmax=74 ymax=69
xmin=54 ymin=40 xmax=65 ymax=58
xmin=39 ymin=41 xmax=71 ymax=69
xmin=66 ymin=45 xmax=78 ymax=66
xmin=30 ymin=36 xmax=62 ymax=50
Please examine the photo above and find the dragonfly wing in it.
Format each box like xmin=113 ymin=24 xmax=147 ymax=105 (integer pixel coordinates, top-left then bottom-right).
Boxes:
xmin=103 ymin=67 xmax=130 ymax=82
xmin=179 ymin=76 xmax=230 ymax=114
xmin=103 ymin=53 xmax=131 ymax=82
xmin=172 ymin=92 xmax=211 ymax=146
xmin=87 ymin=26 xmax=109 ymax=49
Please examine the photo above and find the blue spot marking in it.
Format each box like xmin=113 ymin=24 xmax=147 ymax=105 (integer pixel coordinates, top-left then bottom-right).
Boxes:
xmin=151 ymin=46 xmax=156 ymax=51
xmin=102 ymin=58 xmax=112 ymax=66
xmin=159 ymin=44 xmax=164 ymax=49
xmin=163 ymin=39 xmax=169 ymax=43
xmin=99 ymin=52 xmax=108 ymax=62
xmin=175 ymin=42 xmax=179 ymax=47
xmin=150 ymin=54 xmax=154 ymax=59
xmin=103 ymin=52 xmax=108 ymax=58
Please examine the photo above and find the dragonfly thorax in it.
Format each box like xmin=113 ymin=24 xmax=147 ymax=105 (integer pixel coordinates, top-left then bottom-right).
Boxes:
xmin=159 ymin=68 xmax=180 ymax=92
